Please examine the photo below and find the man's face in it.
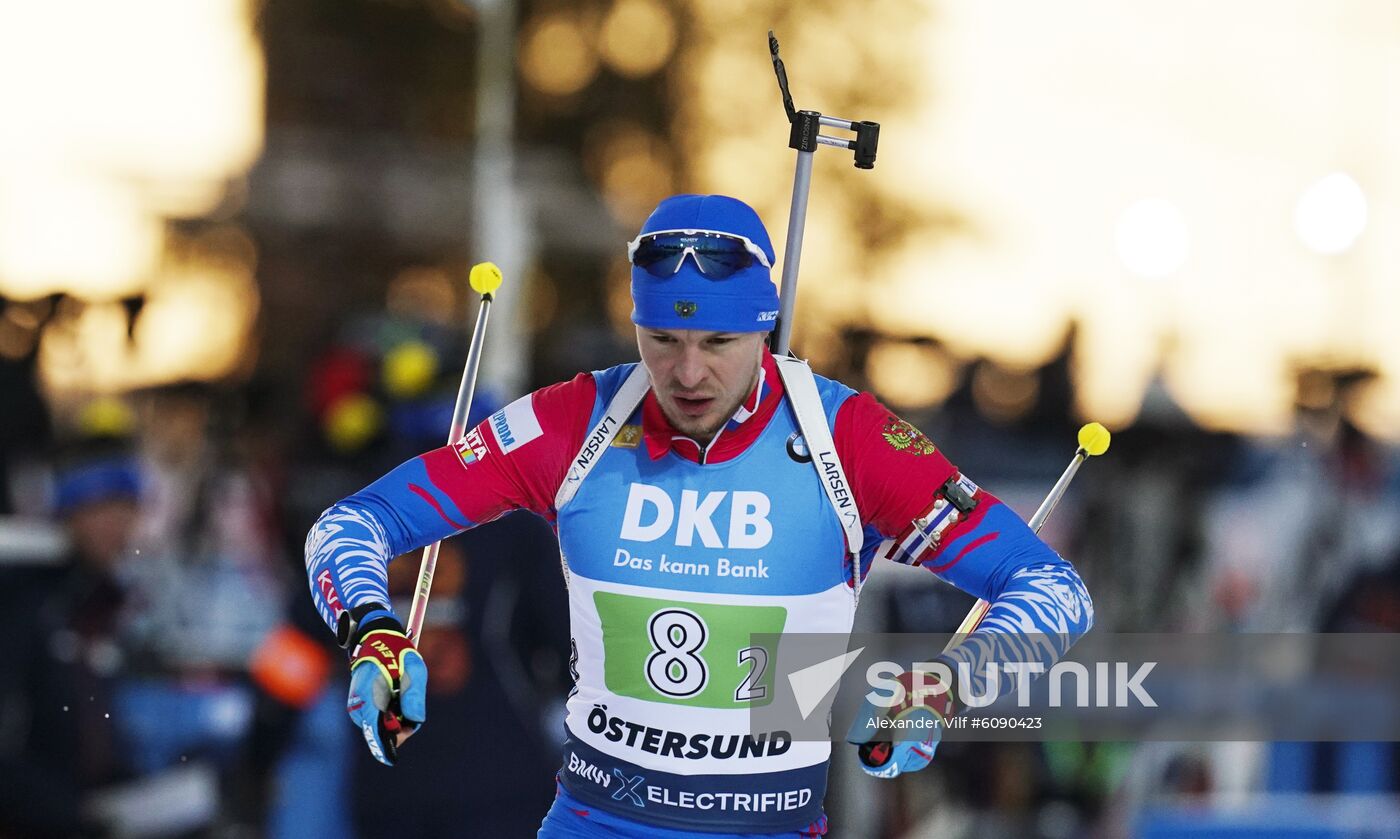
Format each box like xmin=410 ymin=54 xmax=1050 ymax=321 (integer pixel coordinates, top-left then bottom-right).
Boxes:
xmin=637 ymin=327 xmax=766 ymax=443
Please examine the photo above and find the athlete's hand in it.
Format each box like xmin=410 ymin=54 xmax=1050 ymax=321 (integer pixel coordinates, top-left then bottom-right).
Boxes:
xmin=345 ymin=609 xmax=427 ymax=766
xmin=846 ymin=670 xmax=954 ymax=779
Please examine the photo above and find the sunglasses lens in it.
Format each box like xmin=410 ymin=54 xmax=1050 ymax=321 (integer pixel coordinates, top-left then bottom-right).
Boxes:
xmin=631 ymin=233 xmax=757 ymax=279
xmin=631 ymin=240 xmax=687 ymax=276
xmin=632 ymin=240 xmax=683 ymax=267
xmin=692 ymin=248 xmax=753 ymax=276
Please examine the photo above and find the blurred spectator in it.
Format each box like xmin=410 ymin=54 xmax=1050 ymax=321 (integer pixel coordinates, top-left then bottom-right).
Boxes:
xmin=1200 ymin=368 xmax=1399 ymax=633
xmin=102 ymin=383 xmax=308 ymax=834
xmin=0 ymin=435 xmax=139 ymax=836
xmin=1262 ymin=549 xmax=1400 ymax=799
xmin=118 ymin=382 xmax=288 ymax=672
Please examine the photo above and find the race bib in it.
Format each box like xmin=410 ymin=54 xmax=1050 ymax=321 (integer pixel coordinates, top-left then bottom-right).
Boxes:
xmin=595 ymin=592 xmax=786 ymax=709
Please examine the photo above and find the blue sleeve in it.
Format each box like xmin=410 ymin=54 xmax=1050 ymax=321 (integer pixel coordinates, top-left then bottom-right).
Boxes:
xmin=927 ymin=502 xmax=1095 ymax=699
xmin=304 ymin=455 xmax=478 ymax=632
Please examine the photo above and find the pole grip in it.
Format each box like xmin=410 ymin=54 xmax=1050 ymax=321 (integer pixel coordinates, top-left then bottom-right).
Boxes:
xmin=405 ymin=541 xmax=443 ymax=640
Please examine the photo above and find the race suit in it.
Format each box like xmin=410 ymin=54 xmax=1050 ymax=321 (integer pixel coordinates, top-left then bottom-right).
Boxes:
xmin=305 ymin=348 xmax=1094 ymax=834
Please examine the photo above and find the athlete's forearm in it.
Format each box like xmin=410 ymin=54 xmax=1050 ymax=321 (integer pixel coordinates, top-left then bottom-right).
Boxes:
xmin=940 ymin=564 xmax=1093 ymax=698
xmin=304 ymin=454 xmax=478 ymax=632
xmin=926 ymin=502 xmax=1094 ymax=698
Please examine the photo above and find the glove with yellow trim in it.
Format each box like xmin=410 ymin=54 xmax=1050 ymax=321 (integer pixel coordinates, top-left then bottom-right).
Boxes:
xmin=344 ymin=605 xmax=427 ymax=765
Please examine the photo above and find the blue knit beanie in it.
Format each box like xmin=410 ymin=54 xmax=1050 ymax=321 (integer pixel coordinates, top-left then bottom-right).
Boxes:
xmin=630 ymin=194 xmax=780 ymax=332
xmin=53 ymin=456 xmax=140 ymax=515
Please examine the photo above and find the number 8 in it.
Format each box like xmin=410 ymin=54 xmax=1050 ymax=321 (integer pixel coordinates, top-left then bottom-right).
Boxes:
xmin=645 ymin=609 xmax=709 ymax=698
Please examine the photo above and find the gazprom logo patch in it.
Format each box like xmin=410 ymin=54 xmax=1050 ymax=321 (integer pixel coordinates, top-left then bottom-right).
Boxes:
xmin=489 ymin=395 xmax=544 ymax=454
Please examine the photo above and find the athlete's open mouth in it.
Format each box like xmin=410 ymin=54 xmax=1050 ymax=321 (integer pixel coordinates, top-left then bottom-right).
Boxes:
xmin=673 ymin=395 xmax=715 ymax=417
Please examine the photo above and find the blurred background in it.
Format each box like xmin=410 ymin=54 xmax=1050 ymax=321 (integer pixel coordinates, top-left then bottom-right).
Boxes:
xmin=1 ymin=0 xmax=1397 ymax=837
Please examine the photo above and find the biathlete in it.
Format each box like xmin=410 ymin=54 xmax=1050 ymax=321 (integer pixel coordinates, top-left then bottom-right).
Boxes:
xmin=304 ymin=194 xmax=1094 ymax=837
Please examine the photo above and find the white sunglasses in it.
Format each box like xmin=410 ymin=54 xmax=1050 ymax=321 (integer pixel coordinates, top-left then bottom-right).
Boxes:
xmin=627 ymin=228 xmax=773 ymax=279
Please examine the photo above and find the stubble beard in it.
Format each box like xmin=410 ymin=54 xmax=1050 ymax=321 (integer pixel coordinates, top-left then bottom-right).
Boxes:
xmin=660 ymin=386 xmax=752 ymax=445
xmin=660 ymin=394 xmax=739 ymax=445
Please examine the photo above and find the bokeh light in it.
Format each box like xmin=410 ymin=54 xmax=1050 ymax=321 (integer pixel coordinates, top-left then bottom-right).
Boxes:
xmin=1294 ymin=172 xmax=1368 ymax=255
xmin=0 ymin=308 xmax=39 ymax=361
xmin=77 ymin=396 xmax=138 ymax=438
xmin=520 ymin=13 xmax=600 ymax=97
xmin=0 ymin=0 xmax=263 ymax=202
xmin=972 ymin=362 xmax=1040 ymax=425
xmin=387 ymin=266 xmax=459 ymax=326
xmin=1116 ymin=198 xmax=1191 ymax=279
xmin=382 ymin=342 xmax=441 ymax=399
xmin=324 ymin=393 xmax=386 ymax=454
xmin=0 ymin=0 xmax=264 ymax=396
xmin=600 ymin=0 xmax=677 ymax=78
xmin=864 ymin=341 xmax=961 ymax=410
xmin=0 ymin=173 xmax=164 ymax=301
xmin=585 ymin=122 xmax=675 ymax=225
xmin=37 ymin=259 xmax=260 ymax=396
xmin=131 ymin=265 xmax=260 ymax=384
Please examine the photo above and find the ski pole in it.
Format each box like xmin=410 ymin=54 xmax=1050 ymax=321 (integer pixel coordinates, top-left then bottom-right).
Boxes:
xmin=768 ymin=30 xmax=881 ymax=356
xmin=405 ymin=261 xmax=504 ymax=642
xmin=857 ymin=423 xmax=1111 ymax=769
xmin=944 ymin=422 xmax=1112 ymax=648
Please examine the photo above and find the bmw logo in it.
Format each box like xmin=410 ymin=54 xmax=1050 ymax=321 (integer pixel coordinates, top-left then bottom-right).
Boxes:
xmin=786 ymin=432 xmax=812 ymax=463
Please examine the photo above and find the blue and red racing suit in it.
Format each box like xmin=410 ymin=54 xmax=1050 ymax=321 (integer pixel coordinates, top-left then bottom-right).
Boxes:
xmin=305 ymin=348 xmax=1093 ymax=835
